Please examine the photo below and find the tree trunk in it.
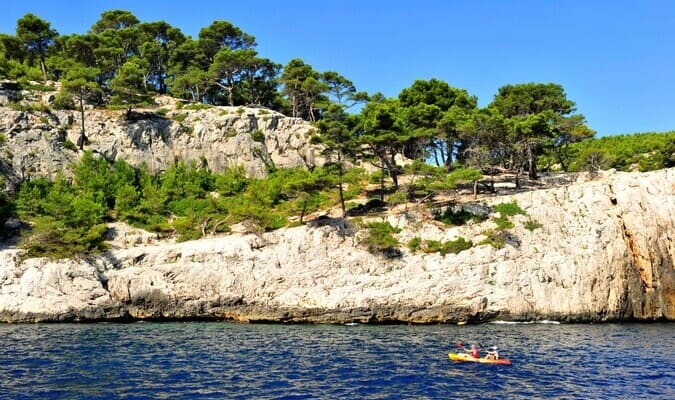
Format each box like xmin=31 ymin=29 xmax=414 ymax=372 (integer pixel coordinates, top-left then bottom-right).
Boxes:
xmin=380 ymin=165 xmax=385 ymax=202
xmin=77 ymin=96 xmax=86 ymax=150
xmin=39 ymin=57 xmax=48 ymax=82
xmin=444 ymin=139 xmax=454 ymax=170
xmin=527 ymin=142 xmax=538 ymax=180
xmin=337 ymin=151 xmax=346 ymax=218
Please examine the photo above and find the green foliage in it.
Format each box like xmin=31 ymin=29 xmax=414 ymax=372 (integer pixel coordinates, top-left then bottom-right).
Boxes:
xmin=420 ymin=167 xmax=482 ymax=192
xmin=182 ymin=103 xmax=212 ymax=110
xmin=369 ymin=169 xmax=388 ymax=184
xmin=493 ymin=215 xmax=515 ymax=230
xmin=251 ymin=129 xmax=265 ymax=142
xmin=16 ymin=176 xmax=108 ymax=258
xmin=19 ymin=81 xmax=55 ymax=92
xmin=434 ymin=207 xmax=487 ymax=226
xmin=155 ymin=107 xmax=170 ymax=116
xmin=493 ymin=201 xmax=525 ymax=217
xmin=387 ymin=191 xmax=408 ymax=206
xmin=524 ymin=218 xmax=543 ymax=231
xmin=172 ymin=113 xmax=188 ymax=122
xmin=566 ymin=131 xmax=675 ymax=172
xmin=419 ymin=237 xmax=473 ymax=255
xmin=342 ymin=168 xmax=367 ymax=185
xmin=440 ymin=237 xmax=473 ymax=255
xmin=479 ymin=230 xmax=506 ymax=249
xmin=342 ymin=185 xmax=362 ymax=201
xmin=408 ymin=236 xmax=422 ymax=252
xmin=63 ymin=140 xmax=78 ymax=151
xmin=10 ymin=102 xmax=51 ymax=112
xmin=52 ymin=90 xmax=75 ymax=110
xmin=362 ymin=221 xmax=401 ymax=256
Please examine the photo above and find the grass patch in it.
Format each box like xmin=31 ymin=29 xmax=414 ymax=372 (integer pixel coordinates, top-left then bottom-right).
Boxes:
xmin=494 ymin=201 xmax=526 ymax=216
xmin=440 ymin=237 xmax=473 ymax=255
xmin=408 ymin=236 xmax=422 ymax=252
xmin=494 ymin=215 xmax=514 ymax=230
xmin=524 ymin=218 xmax=543 ymax=231
xmin=183 ymin=103 xmax=212 ymax=110
xmin=421 ymin=237 xmax=473 ymax=255
xmin=479 ymin=230 xmax=506 ymax=249
xmin=10 ymin=102 xmax=51 ymax=113
xmin=172 ymin=113 xmax=188 ymax=123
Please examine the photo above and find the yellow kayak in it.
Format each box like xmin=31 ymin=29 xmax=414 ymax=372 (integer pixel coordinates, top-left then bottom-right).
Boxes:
xmin=448 ymin=352 xmax=512 ymax=365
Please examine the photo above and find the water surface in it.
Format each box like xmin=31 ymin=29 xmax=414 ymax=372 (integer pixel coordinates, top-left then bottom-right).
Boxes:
xmin=1 ymin=322 xmax=673 ymax=399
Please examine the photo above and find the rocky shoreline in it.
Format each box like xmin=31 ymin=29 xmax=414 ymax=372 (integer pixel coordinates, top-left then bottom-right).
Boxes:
xmin=1 ymin=168 xmax=673 ymax=324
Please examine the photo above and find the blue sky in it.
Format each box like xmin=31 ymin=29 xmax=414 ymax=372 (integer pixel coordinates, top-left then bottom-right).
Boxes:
xmin=2 ymin=0 xmax=675 ymax=136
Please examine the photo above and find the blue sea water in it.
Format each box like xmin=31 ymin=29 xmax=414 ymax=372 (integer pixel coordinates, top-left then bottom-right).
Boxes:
xmin=0 ymin=322 xmax=673 ymax=399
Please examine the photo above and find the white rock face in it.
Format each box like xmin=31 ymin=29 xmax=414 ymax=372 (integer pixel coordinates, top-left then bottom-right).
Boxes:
xmin=0 ymin=103 xmax=323 ymax=191
xmin=1 ymin=168 xmax=673 ymax=323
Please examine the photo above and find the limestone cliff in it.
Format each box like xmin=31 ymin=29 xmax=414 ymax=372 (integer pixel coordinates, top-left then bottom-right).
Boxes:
xmin=0 ymin=96 xmax=322 ymax=191
xmin=1 ymin=168 xmax=673 ymax=324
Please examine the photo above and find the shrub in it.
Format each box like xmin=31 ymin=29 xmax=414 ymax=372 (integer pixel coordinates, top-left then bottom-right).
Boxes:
xmin=493 ymin=202 xmax=526 ymax=217
xmin=172 ymin=113 xmax=188 ymax=123
xmin=369 ymin=169 xmax=389 ymax=184
xmin=408 ymin=236 xmax=422 ymax=252
xmin=479 ymin=230 xmax=506 ymax=249
xmin=19 ymin=81 xmax=55 ymax=92
xmin=10 ymin=102 xmax=51 ymax=113
xmin=387 ymin=191 xmax=408 ymax=206
xmin=434 ymin=208 xmax=486 ymax=226
xmin=440 ymin=237 xmax=473 ymax=255
xmin=183 ymin=103 xmax=212 ymax=110
xmin=251 ymin=129 xmax=265 ymax=142
xmin=155 ymin=107 xmax=170 ymax=116
xmin=362 ymin=221 xmax=401 ymax=256
xmin=343 ymin=185 xmax=362 ymax=201
xmin=52 ymin=91 xmax=75 ymax=110
xmin=342 ymin=167 xmax=367 ymax=185
xmin=494 ymin=215 xmax=514 ymax=230
xmin=524 ymin=219 xmax=543 ymax=231
xmin=63 ymin=140 xmax=78 ymax=152
xmin=423 ymin=240 xmax=442 ymax=253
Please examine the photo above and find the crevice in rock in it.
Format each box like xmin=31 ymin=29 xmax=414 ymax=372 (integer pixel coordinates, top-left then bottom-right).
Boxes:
xmin=620 ymin=221 xmax=652 ymax=289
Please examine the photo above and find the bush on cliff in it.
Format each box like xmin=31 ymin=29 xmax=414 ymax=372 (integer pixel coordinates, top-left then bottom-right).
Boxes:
xmin=16 ymin=177 xmax=107 ymax=258
xmin=361 ymin=221 xmax=402 ymax=257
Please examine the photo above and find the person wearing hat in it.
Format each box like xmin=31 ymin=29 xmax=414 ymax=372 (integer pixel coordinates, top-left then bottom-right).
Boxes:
xmin=485 ymin=346 xmax=500 ymax=360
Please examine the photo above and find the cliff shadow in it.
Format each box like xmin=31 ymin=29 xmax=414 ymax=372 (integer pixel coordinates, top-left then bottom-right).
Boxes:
xmin=122 ymin=111 xmax=175 ymax=150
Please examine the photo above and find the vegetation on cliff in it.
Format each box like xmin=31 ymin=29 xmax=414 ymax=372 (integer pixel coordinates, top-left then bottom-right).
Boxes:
xmin=1 ymin=10 xmax=673 ymax=257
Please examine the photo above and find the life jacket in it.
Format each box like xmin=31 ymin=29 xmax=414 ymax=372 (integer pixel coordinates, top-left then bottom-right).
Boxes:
xmin=471 ymin=348 xmax=479 ymax=358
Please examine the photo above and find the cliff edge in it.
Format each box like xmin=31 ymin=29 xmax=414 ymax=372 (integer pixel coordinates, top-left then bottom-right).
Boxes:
xmin=1 ymin=168 xmax=673 ymax=324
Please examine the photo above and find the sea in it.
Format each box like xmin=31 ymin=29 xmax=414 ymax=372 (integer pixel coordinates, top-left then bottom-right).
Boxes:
xmin=0 ymin=321 xmax=673 ymax=399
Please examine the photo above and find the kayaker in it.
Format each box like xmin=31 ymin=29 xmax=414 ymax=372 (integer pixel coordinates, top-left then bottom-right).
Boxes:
xmin=485 ymin=347 xmax=499 ymax=360
xmin=466 ymin=344 xmax=480 ymax=358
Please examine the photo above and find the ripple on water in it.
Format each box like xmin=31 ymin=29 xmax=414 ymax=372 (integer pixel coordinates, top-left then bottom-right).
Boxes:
xmin=0 ymin=323 xmax=673 ymax=399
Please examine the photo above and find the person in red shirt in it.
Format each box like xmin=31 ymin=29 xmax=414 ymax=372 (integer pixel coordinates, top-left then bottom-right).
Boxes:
xmin=468 ymin=344 xmax=479 ymax=358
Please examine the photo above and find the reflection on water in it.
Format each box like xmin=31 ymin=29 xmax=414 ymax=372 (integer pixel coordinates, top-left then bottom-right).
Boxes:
xmin=0 ymin=322 xmax=673 ymax=399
